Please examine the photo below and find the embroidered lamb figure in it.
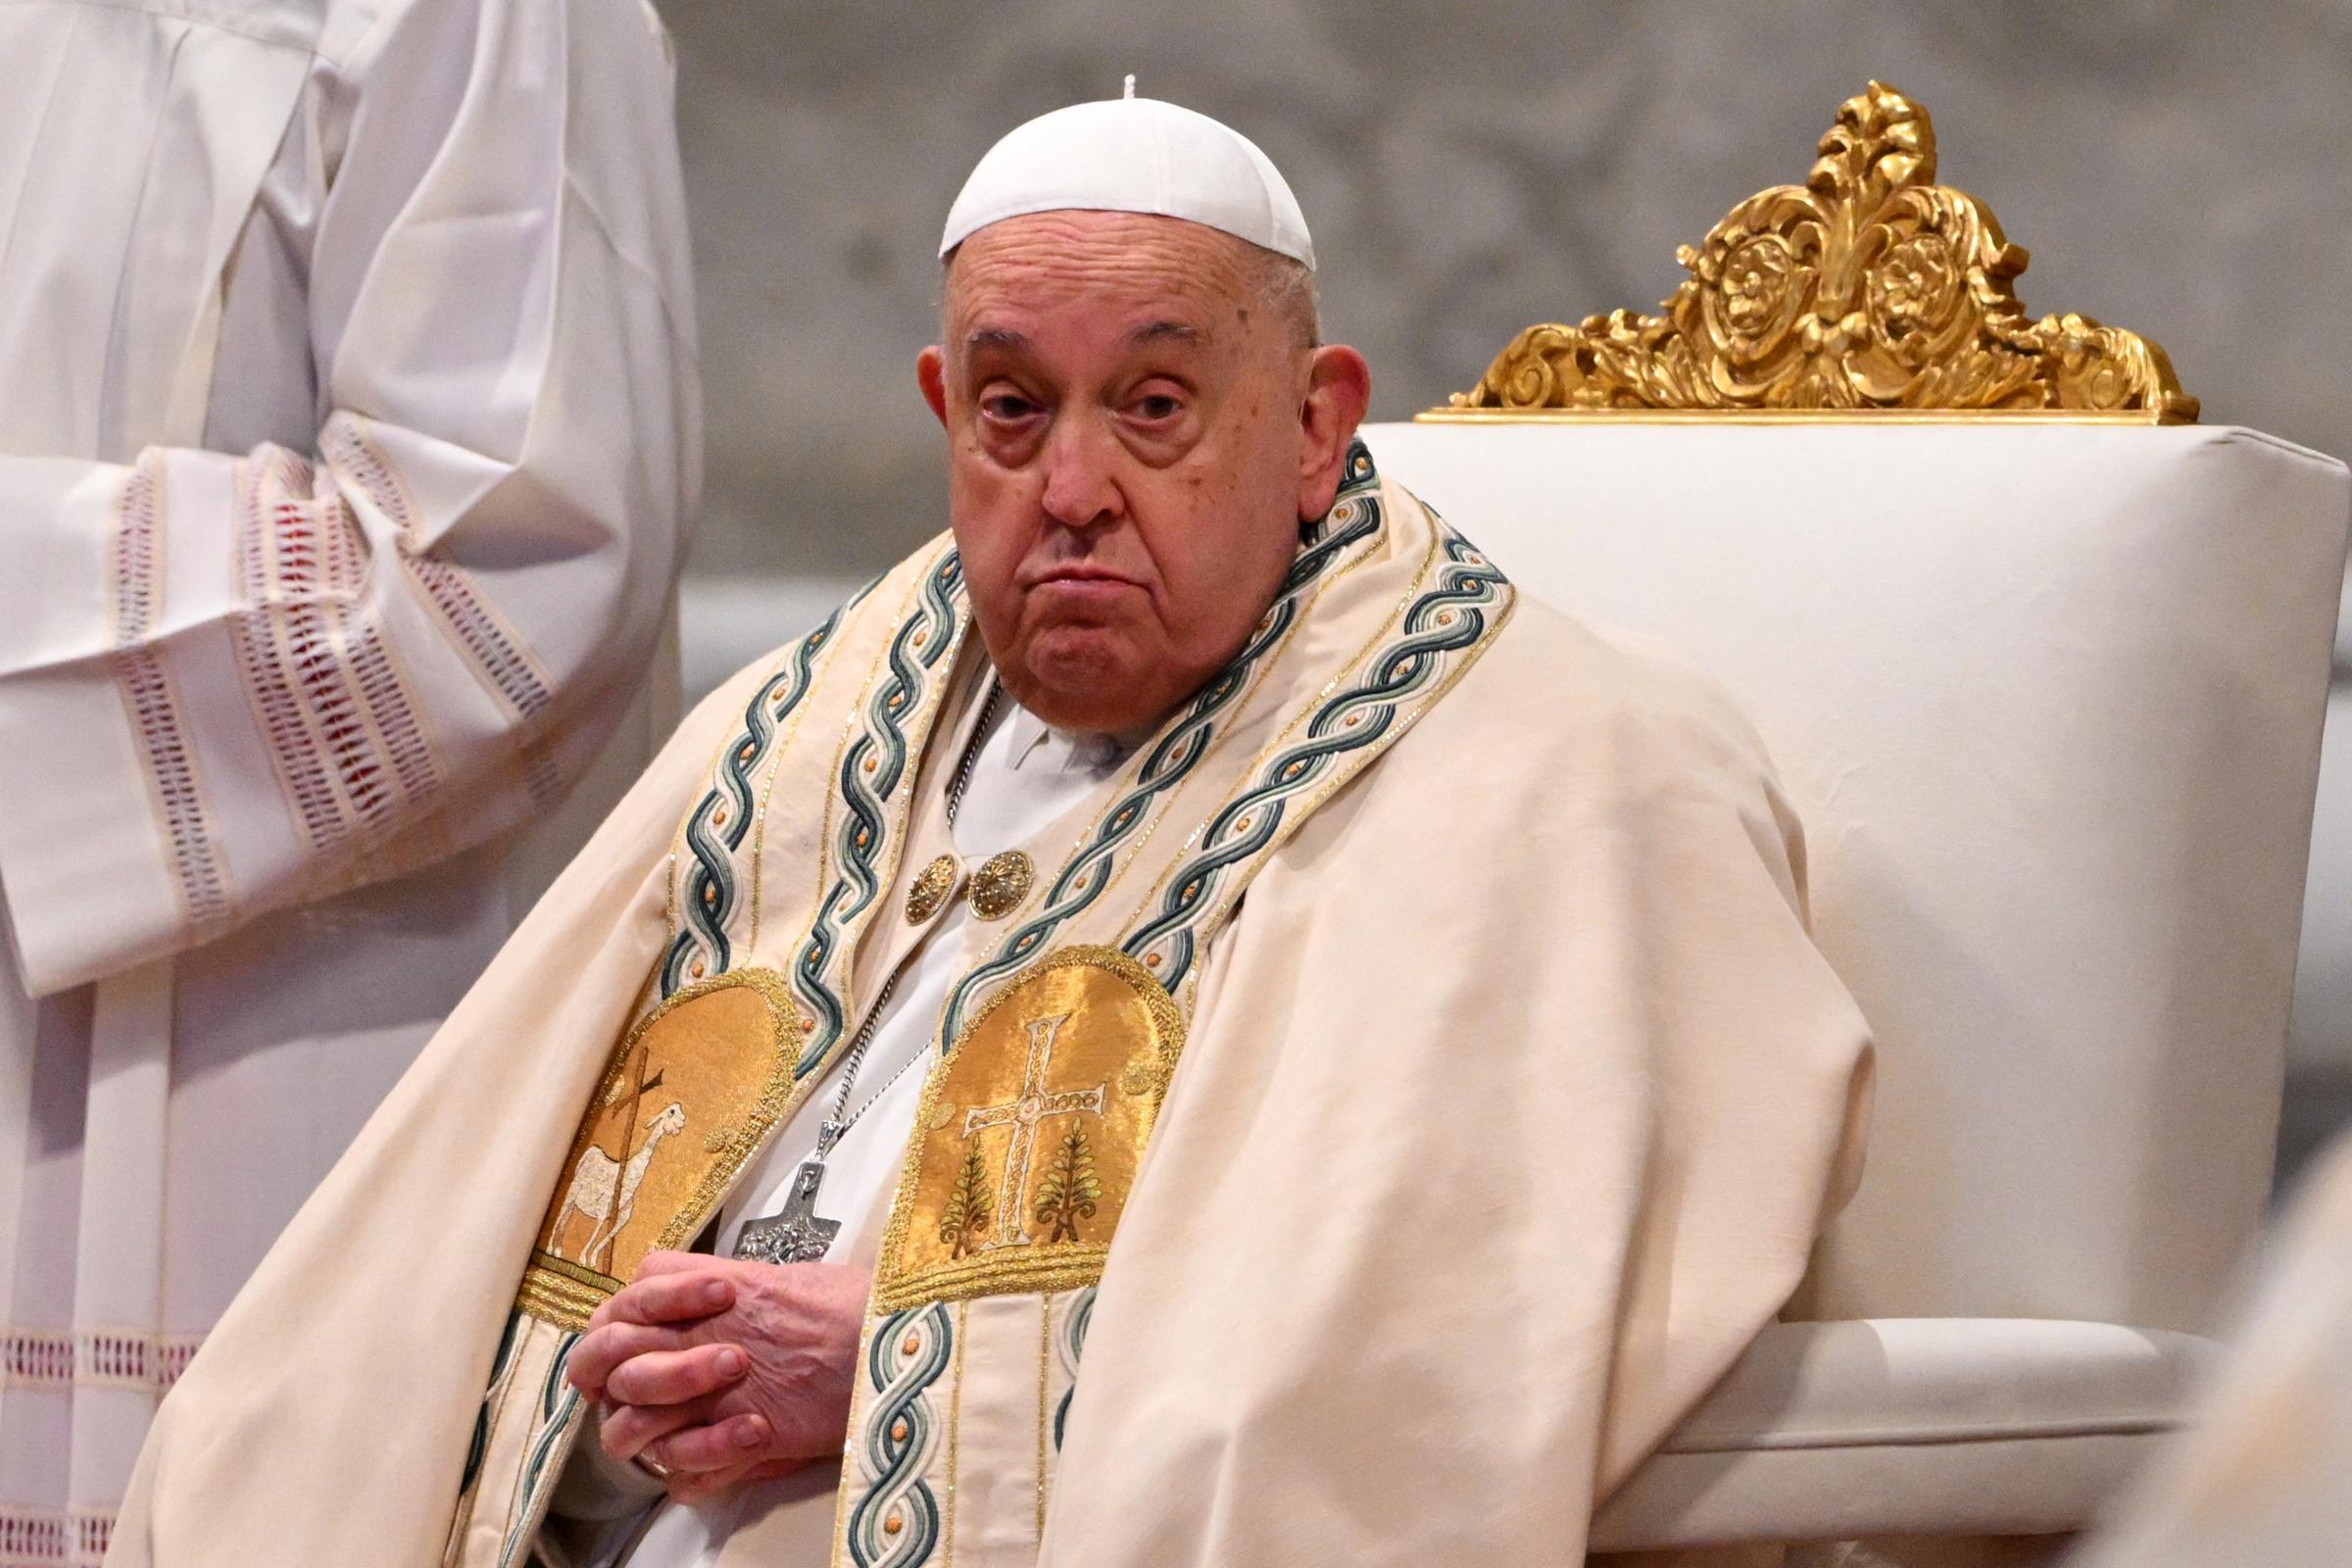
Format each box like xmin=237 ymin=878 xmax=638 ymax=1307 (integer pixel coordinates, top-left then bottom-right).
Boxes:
xmin=564 ymin=1101 xmax=688 ymax=1272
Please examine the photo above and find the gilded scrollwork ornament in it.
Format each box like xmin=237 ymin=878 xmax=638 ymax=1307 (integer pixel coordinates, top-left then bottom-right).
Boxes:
xmin=1433 ymin=81 xmax=2195 ymax=421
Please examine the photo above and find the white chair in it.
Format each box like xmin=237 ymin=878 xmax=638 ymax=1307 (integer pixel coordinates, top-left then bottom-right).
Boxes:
xmin=1364 ymin=82 xmax=2352 ymax=1565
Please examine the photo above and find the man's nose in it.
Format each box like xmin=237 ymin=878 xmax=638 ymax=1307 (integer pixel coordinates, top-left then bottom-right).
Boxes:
xmin=1037 ymin=417 xmax=1124 ymax=530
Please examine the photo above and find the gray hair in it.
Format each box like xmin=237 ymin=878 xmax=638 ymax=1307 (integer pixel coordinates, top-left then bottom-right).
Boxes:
xmin=1254 ymin=250 xmax=1321 ymax=352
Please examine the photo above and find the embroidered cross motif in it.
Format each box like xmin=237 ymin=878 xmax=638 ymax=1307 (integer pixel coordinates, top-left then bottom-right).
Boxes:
xmin=961 ymin=1013 xmax=1106 ymax=1250
xmin=872 ymin=946 xmax=1186 ymax=1312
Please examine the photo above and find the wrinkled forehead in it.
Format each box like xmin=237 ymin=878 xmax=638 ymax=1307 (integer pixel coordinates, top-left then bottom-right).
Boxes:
xmin=943 ymin=210 xmax=1266 ymax=348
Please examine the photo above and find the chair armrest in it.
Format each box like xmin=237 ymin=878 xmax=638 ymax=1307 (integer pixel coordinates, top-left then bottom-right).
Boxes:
xmin=1590 ymin=1317 xmax=2216 ymax=1550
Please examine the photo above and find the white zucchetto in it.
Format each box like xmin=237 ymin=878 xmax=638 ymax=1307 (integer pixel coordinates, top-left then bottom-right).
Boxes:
xmin=940 ymin=88 xmax=1315 ymax=270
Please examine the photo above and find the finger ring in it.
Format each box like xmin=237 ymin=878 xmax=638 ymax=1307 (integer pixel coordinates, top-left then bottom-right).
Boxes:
xmin=637 ymin=1454 xmax=675 ymax=1481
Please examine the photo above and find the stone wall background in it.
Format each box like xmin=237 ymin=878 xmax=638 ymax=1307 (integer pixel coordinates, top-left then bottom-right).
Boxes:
xmin=662 ymin=0 xmax=2352 ymax=1177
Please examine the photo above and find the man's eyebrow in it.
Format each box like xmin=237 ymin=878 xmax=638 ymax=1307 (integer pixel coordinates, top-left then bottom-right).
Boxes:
xmin=964 ymin=326 xmax=1029 ymax=354
xmin=1128 ymin=320 xmax=1206 ymax=348
xmin=960 ymin=321 xmax=1206 ymax=354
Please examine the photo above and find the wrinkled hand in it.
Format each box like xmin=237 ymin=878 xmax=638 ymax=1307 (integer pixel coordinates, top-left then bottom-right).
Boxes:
xmin=565 ymin=1250 xmax=868 ymax=1502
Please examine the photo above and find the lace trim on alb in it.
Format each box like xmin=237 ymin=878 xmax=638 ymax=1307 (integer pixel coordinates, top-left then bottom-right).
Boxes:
xmin=0 ymin=1505 xmax=113 ymax=1567
xmin=0 ymin=1327 xmax=203 ymax=1393
xmin=228 ymin=447 xmax=445 ymax=854
xmin=322 ymin=416 xmax=564 ymax=806
xmin=109 ymin=454 xmax=232 ymax=929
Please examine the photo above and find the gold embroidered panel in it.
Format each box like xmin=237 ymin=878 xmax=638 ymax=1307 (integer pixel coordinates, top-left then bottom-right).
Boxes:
xmin=1427 ymin=81 xmax=2196 ymax=423
xmin=872 ymin=947 xmax=1184 ymax=1314
xmin=518 ymin=968 xmax=803 ymax=1330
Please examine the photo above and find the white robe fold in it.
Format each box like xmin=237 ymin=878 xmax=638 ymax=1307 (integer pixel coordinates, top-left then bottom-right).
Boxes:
xmin=1042 ymin=606 xmax=1872 ymax=1561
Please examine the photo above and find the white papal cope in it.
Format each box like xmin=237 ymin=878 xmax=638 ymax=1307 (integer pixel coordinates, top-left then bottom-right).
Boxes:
xmin=0 ymin=0 xmax=696 ymax=1551
xmin=105 ymin=447 xmax=1871 ymax=1567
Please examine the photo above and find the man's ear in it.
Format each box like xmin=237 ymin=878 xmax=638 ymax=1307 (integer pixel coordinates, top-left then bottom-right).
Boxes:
xmin=918 ymin=346 xmax=950 ymax=427
xmin=1296 ymin=345 xmax=1372 ymax=521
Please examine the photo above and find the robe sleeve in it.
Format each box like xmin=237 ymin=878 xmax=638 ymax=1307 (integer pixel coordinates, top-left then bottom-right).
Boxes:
xmin=0 ymin=0 xmax=697 ymax=997
xmin=1041 ymin=614 xmax=1875 ymax=1564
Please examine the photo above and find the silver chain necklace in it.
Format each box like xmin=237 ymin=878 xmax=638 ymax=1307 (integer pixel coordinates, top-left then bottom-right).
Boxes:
xmin=733 ymin=682 xmax=1002 ymax=1266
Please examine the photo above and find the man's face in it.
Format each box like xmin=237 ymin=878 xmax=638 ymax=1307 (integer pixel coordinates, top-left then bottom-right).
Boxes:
xmin=920 ymin=211 xmax=1365 ymax=734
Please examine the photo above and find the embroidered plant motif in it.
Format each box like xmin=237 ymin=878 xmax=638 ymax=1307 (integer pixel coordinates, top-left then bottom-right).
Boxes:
xmin=938 ymin=1144 xmax=995 ymax=1259
xmin=1032 ymin=1122 xmax=1102 ymax=1244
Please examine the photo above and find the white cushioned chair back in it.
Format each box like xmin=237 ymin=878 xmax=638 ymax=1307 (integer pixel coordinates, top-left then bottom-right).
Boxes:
xmin=1365 ymin=422 xmax=2349 ymax=1335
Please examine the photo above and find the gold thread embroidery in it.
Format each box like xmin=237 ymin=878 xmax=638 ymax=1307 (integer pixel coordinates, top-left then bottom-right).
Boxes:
xmin=944 ymin=1298 xmax=968 ymax=1566
xmin=663 ymin=844 xmax=682 ymax=956
xmin=936 ymin=1142 xmax=994 ymax=1259
xmin=871 ymin=948 xmax=1186 ymax=1314
xmin=652 ymin=974 xmax=814 ymax=1252
xmin=515 ymin=1264 xmax=609 ymax=1328
xmin=514 ymin=968 xmax=807 ymax=1330
xmin=860 ymin=510 xmax=1420 ymax=1306
xmin=1035 ymin=1296 xmax=1053 ymax=1543
xmin=524 ymin=1250 xmax=617 ymax=1293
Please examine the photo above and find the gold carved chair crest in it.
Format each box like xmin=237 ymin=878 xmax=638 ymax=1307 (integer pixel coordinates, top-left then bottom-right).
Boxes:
xmin=1430 ymin=81 xmax=2196 ymax=423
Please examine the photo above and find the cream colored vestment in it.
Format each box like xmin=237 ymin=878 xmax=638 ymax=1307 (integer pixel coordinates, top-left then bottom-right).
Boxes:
xmin=0 ymin=0 xmax=696 ymax=1549
xmin=105 ymin=449 xmax=1869 ymax=1567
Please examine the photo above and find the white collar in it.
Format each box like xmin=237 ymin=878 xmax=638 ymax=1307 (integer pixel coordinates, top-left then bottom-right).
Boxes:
xmin=1000 ymin=700 xmax=1134 ymax=777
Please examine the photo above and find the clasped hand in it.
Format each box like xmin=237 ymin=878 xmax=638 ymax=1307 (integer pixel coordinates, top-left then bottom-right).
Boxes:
xmin=564 ymin=1250 xmax=868 ymax=1502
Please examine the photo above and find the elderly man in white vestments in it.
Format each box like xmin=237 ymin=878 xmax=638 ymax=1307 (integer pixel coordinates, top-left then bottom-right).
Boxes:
xmin=0 ymin=0 xmax=695 ymax=1554
xmin=106 ymin=96 xmax=1869 ymax=1568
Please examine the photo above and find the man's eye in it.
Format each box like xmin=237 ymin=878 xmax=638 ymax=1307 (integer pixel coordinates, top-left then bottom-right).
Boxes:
xmin=981 ymin=395 xmax=1038 ymax=421
xmin=1131 ymin=395 xmax=1181 ymax=421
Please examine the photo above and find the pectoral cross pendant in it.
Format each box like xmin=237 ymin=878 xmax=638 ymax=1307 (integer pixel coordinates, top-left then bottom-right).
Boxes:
xmin=733 ymin=1157 xmax=841 ymax=1265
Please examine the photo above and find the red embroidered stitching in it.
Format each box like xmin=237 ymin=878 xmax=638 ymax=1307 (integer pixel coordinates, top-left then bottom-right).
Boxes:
xmin=230 ymin=455 xmax=348 ymax=851
xmin=322 ymin=415 xmax=558 ymax=707
xmin=3 ymin=1330 xmax=70 ymax=1383
xmin=347 ymin=626 xmax=440 ymax=808
xmin=404 ymin=554 xmax=554 ymax=723
xmin=111 ymin=456 xmax=231 ymax=927
xmin=2 ymin=1328 xmax=202 ymax=1392
xmin=231 ymin=450 xmax=445 ymax=851
xmin=156 ymin=1337 xmax=201 ymax=1386
xmin=0 ymin=1509 xmax=68 ymax=1563
xmin=0 ymin=1503 xmax=118 ymax=1564
xmin=320 ymin=417 xmax=418 ymax=541
xmin=522 ymin=740 xmax=565 ymax=808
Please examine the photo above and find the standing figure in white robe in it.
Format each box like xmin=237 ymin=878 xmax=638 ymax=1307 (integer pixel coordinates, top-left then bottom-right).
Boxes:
xmin=0 ymin=0 xmax=699 ymax=1555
